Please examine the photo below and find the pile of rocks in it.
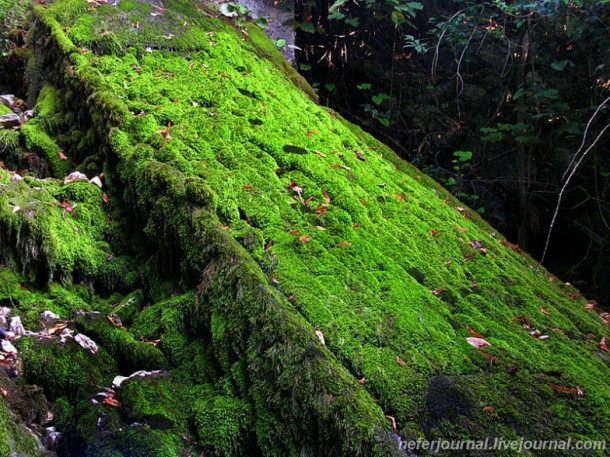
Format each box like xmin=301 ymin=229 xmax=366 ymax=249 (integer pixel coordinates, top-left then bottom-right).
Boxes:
xmin=0 ymin=93 xmax=33 ymax=129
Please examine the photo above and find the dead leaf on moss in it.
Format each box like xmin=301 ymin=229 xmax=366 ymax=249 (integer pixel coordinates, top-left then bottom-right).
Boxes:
xmin=264 ymin=240 xmax=273 ymax=252
xmin=299 ymin=234 xmax=312 ymax=243
xmin=430 ymin=285 xmax=445 ymax=296
xmin=540 ymin=306 xmax=551 ymax=315
xmin=466 ymin=325 xmax=485 ymax=339
xmin=599 ymin=337 xmax=609 ymax=352
xmin=512 ymin=314 xmax=531 ymax=330
xmin=396 ymin=356 xmax=407 ymax=366
xmin=289 ymin=182 xmax=303 ymax=197
xmin=336 ymin=242 xmax=352 ymax=247
xmin=466 ymin=337 xmax=491 ymax=349
xmin=549 ymin=382 xmax=583 ymax=397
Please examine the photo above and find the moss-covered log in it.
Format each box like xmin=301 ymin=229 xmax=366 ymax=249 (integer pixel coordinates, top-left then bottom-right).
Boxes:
xmin=0 ymin=0 xmax=608 ymax=456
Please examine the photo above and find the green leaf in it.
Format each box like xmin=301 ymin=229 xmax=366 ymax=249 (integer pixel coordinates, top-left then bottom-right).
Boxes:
xmin=453 ymin=150 xmax=473 ymax=162
xmin=378 ymin=118 xmax=390 ymax=127
xmin=299 ymin=22 xmax=316 ymax=33
xmin=275 ymin=39 xmax=286 ymax=48
xmin=325 ymin=83 xmax=336 ymax=91
xmin=357 ymin=83 xmax=372 ymax=90
xmin=391 ymin=11 xmax=405 ymax=26
xmin=299 ymin=64 xmax=312 ymax=71
xmin=551 ymin=60 xmax=573 ymax=71
xmin=345 ymin=17 xmax=360 ymax=27
xmin=372 ymin=93 xmax=389 ymax=105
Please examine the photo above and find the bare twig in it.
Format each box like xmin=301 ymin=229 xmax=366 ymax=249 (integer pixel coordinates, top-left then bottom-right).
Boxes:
xmin=541 ymin=122 xmax=610 ymax=265
xmin=562 ymin=95 xmax=610 ymax=182
xmin=431 ymin=8 xmax=468 ymax=82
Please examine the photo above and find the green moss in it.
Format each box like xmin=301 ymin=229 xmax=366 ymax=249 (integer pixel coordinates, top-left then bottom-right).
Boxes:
xmin=7 ymin=0 xmax=609 ymax=455
xmin=0 ymin=104 xmax=12 ymax=115
xmin=194 ymin=393 xmax=254 ymax=457
xmin=19 ymin=337 xmax=118 ymax=400
xmin=75 ymin=312 xmax=168 ymax=372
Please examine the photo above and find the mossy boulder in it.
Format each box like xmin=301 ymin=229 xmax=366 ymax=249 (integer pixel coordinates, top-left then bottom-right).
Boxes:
xmin=0 ymin=0 xmax=607 ymax=456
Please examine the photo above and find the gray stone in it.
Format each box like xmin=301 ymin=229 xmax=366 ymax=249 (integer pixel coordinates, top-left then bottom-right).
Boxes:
xmin=0 ymin=113 xmax=21 ymax=128
xmin=0 ymin=94 xmax=15 ymax=108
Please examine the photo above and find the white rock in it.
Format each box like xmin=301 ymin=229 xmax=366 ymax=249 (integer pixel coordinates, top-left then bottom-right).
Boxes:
xmin=315 ymin=330 xmax=325 ymax=345
xmin=40 ymin=310 xmax=60 ymax=323
xmin=63 ymin=171 xmax=88 ymax=185
xmin=10 ymin=173 xmax=23 ymax=181
xmin=1 ymin=339 xmax=17 ymax=354
xmin=8 ymin=316 xmax=25 ymax=337
xmin=75 ymin=333 xmax=98 ymax=354
xmin=0 ymin=113 xmax=21 ymax=128
xmin=89 ymin=176 xmax=103 ymax=188
xmin=59 ymin=328 xmax=74 ymax=343
xmin=112 ymin=375 xmax=129 ymax=388
xmin=0 ymin=94 xmax=15 ymax=107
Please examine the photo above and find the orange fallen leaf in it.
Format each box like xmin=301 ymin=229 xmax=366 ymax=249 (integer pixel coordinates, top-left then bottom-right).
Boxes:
xmin=299 ymin=234 xmax=312 ymax=243
xmin=385 ymin=415 xmax=398 ymax=432
xmin=103 ymin=397 xmax=121 ymax=408
xmin=507 ymin=367 xmax=520 ymax=375
xmin=322 ymin=189 xmax=331 ymax=204
xmin=102 ymin=193 xmax=109 ymax=203
xmin=470 ymin=283 xmax=477 ymax=289
xmin=512 ymin=314 xmax=531 ymax=330
xmin=358 ymin=377 xmax=366 ymax=385
xmin=540 ymin=306 xmax=551 ymax=315
xmin=455 ymin=226 xmax=469 ymax=232
xmin=601 ymin=313 xmax=610 ymax=325
xmin=466 ymin=337 xmax=491 ymax=349
xmin=352 ymin=224 xmax=360 ymax=228
xmin=396 ymin=194 xmax=405 ymax=202
xmin=0 ymin=388 xmax=7 ymax=398
xmin=482 ymin=406 xmax=495 ymax=412
xmin=549 ymin=382 xmax=584 ymax=397
xmin=466 ymin=325 xmax=485 ymax=339
xmin=264 ymin=240 xmax=273 ymax=252
xmin=481 ymin=352 xmax=494 ymax=367
xmin=396 ymin=356 xmax=407 ymax=366
xmin=315 ymin=226 xmax=326 ymax=231
xmin=585 ymin=303 xmax=595 ymax=311
xmin=220 ymin=225 xmax=230 ymax=231
xmin=289 ymin=230 xmax=299 ymax=235
xmin=336 ymin=241 xmax=352 ymax=247
xmin=59 ymin=152 xmax=68 ymax=160
xmin=455 ymin=206 xmax=466 ymax=212
xmin=599 ymin=337 xmax=609 ymax=352
xmin=430 ymin=230 xmax=440 ymax=237
xmin=61 ymin=201 xmax=74 ymax=214
xmin=243 ymin=184 xmax=253 ymax=190
xmin=150 ymin=339 xmax=161 ymax=346
xmin=445 ymin=260 xmax=453 ymax=267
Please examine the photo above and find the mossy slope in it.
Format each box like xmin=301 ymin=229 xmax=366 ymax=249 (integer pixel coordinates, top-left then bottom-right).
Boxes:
xmin=0 ymin=0 xmax=608 ymax=455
